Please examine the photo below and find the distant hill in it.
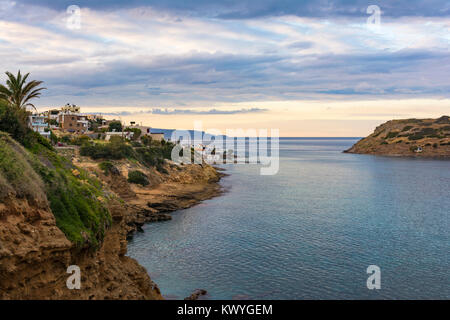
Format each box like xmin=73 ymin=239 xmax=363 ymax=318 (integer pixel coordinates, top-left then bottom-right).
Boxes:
xmin=345 ymin=116 xmax=450 ymax=158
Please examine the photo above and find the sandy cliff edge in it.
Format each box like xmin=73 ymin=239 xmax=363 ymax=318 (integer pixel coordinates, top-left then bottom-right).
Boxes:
xmin=0 ymin=149 xmax=224 ymax=300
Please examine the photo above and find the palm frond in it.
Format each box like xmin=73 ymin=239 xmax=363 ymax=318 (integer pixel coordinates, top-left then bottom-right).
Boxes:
xmin=1 ymin=71 xmax=46 ymax=110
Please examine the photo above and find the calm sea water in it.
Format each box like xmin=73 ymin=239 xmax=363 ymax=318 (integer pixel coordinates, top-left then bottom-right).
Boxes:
xmin=127 ymin=138 xmax=450 ymax=299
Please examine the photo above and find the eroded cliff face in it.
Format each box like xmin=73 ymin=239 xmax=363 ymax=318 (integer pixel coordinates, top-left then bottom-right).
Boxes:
xmin=0 ymin=195 xmax=162 ymax=299
xmin=0 ymin=144 xmax=222 ymax=299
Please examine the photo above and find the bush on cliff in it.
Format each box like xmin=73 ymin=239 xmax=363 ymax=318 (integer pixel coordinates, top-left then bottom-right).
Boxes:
xmin=127 ymin=170 xmax=149 ymax=186
xmin=33 ymin=143 xmax=111 ymax=248
xmin=80 ymin=137 xmax=134 ymax=160
xmin=98 ymin=161 xmax=119 ymax=176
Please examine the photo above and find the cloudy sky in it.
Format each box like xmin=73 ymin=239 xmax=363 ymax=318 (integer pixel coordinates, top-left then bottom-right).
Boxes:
xmin=0 ymin=0 xmax=449 ymax=136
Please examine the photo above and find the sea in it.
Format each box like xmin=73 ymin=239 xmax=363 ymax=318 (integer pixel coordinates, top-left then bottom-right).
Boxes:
xmin=127 ymin=138 xmax=450 ymax=299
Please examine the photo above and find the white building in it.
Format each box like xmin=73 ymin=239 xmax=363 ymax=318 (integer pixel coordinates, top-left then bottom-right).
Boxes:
xmin=128 ymin=123 xmax=152 ymax=136
xmin=105 ymin=131 xmax=134 ymax=141
xmin=29 ymin=114 xmax=51 ymax=138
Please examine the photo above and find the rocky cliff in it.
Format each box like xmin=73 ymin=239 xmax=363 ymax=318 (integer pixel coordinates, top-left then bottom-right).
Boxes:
xmin=0 ymin=133 xmax=222 ymax=299
xmin=345 ymin=116 xmax=450 ymax=158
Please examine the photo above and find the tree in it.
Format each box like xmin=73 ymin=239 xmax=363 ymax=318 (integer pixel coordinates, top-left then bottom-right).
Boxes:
xmin=0 ymin=70 xmax=46 ymax=112
xmin=108 ymin=120 xmax=122 ymax=132
xmin=0 ymin=98 xmax=28 ymax=142
xmin=140 ymin=135 xmax=152 ymax=146
xmin=125 ymin=127 xmax=141 ymax=140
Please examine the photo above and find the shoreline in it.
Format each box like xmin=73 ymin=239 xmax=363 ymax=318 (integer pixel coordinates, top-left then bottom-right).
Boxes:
xmin=125 ymin=168 xmax=227 ymax=240
xmin=344 ymin=149 xmax=450 ymax=159
xmin=120 ymin=166 xmax=227 ymax=300
xmin=0 ymin=141 xmax=226 ymax=300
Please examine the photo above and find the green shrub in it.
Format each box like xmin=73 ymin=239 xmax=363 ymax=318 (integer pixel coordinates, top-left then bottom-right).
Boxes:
xmin=385 ymin=131 xmax=399 ymax=139
xmin=408 ymin=134 xmax=424 ymax=141
xmin=35 ymin=147 xmax=110 ymax=248
xmin=98 ymin=161 xmax=119 ymax=176
xmin=80 ymin=138 xmax=134 ymax=160
xmin=141 ymin=135 xmax=152 ymax=146
xmin=108 ymin=120 xmax=122 ymax=132
xmin=61 ymin=135 xmax=71 ymax=143
xmin=401 ymin=126 xmax=413 ymax=132
xmin=0 ymin=102 xmax=29 ymax=144
xmin=125 ymin=127 xmax=142 ymax=140
xmin=22 ymin=130 xmax=53 ymax=152
xmin=71 ymin=135 xmax=91 ymax=146
xmin=127 ymin=170 xmax=149 ymax=186
xmin=50 ymin=131 xmax=58 ymax=145
xmin=131 ymin=141 xmax=142 ymax=147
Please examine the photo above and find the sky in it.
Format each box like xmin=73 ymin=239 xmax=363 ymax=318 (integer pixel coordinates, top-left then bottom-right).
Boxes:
xmin=0 ymin=0 xmax=449 ymax=136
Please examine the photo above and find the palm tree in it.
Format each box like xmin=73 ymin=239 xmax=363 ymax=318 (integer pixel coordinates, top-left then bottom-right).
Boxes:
xmin=0 ymin=70 xmax=46 ymax=112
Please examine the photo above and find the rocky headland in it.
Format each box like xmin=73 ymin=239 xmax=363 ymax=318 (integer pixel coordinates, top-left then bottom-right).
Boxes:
xmin=345 ymin=116 xmax=450 ymax=158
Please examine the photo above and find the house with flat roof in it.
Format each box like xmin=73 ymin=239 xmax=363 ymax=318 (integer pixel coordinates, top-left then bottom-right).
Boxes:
xmin=28 ymin=114 xmax=50 ymax=138
xmin=105 ymin=131 xmax=134 ymax=141
xmin=149 ymin=131 xmax=165 ymax=141
xmin=58 ymin=114 xmax=88 ymax=133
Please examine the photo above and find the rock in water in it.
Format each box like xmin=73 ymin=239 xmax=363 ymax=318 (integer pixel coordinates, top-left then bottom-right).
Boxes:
xmin=184 ymin=289 xmax=208 ymax=300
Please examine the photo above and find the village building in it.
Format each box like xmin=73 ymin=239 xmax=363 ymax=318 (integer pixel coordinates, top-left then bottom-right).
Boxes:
xmin=28 ymin=114 xmax=51 ymax=138
xmin=149 ymin=131 xmax=165 ymax=141
xmin=58 ymin=114 xmax=89 ymax=133
xmin=105 ymin=131 xmax=134 ymax=141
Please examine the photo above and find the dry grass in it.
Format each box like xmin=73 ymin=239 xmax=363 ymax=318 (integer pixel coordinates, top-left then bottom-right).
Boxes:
xmin=0 ymin=132 xmax=47 ymax=204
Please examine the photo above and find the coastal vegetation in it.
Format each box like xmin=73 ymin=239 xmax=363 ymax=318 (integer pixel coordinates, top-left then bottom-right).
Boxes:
xmin=98 ymin=161 xmax=119 ymax=176
xmin=80 ymin=136 xmax=135 ymax=159
xmin=0 ymin=131 xmax=111 ymax=248
xmin=127 ymin=170 xmax=150 ymax=186
xmin=80 ymin=136 xmax=174 ymax=174
xmin=108 ymin=120 xmax=122 ymax=132
xmin=0 ymin=71 xmax=111 ymax=248
xmin=346 ymin=116 xmax=450 ymax=157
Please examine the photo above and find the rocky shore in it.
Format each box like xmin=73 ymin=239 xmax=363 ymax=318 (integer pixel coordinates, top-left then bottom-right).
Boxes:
xmin=0 ymin=148 xmax=224 ymax=300
xmin=345 ymin=116 xmax=450 ymax=158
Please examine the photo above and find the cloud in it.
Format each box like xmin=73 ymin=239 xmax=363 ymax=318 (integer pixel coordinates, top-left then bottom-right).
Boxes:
xmin=287 ymin=41 xmax=314 ymax=50
xmin=0 ymin=2 xmax=449 ymax=110
xmin=14 ymin=0 xmax=450 ymax=18
xmin=98 ymin=107 xmax=268 ymax=116
xmin=152 ymin=107 xmax=267 ymax=114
